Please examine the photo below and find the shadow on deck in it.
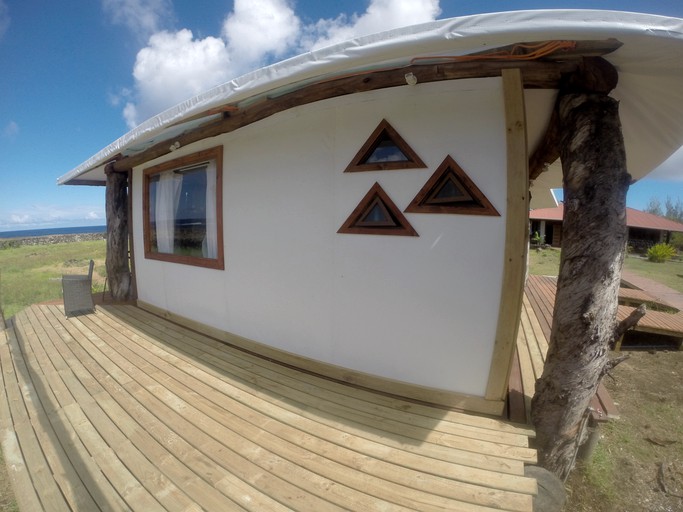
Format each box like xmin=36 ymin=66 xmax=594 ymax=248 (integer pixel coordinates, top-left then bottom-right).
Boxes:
xmin=0 ymin=302 xmax=537 ymax=511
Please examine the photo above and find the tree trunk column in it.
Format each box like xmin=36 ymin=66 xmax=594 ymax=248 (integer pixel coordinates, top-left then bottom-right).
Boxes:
xmin=105 ymin=164 xmax=132 ymax=301
xmin=531 ymin=92 xmax=631 ymax=479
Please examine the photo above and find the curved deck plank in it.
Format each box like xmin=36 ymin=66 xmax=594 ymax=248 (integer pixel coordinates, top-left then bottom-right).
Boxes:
xmin=0 ymin=304 xmax=537 ymax=511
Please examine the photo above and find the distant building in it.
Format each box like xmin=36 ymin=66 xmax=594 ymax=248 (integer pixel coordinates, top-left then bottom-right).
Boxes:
xmin=530 ymin=204 xmax=683 ymax=249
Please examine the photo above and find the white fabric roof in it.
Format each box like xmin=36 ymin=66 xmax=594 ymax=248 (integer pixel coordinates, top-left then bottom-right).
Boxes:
xmin=59 ymin=9 xmax=683 ymax=200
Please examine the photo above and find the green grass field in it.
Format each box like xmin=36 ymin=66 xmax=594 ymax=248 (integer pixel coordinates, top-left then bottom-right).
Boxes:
xmin=0 ymin=239 xmax=107 ymax=319
xmin=529 ymin=246 xmax=683 ymax=292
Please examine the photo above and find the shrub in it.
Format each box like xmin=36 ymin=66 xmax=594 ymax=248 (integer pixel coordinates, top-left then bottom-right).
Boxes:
xmin=646 ymin=243 xmax=676 ymax=263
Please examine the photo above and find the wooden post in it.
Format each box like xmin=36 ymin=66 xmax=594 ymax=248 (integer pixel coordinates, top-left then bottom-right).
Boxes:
xmin=105 ymin=164 xmax=131 ymax=301
xmin=531 ymin=58 xmax=632 ymax=479
xmin=486 ymin=68 xmax=529 ymax=405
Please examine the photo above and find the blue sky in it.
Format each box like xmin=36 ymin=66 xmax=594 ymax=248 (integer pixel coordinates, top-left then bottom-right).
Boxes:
xmin=1 ymin=1 xmax=683 ymax=232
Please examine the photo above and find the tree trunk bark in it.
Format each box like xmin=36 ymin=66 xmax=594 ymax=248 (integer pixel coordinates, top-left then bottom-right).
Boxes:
xmin=105 ymin=166 xmax=132 ymax=301
xmin=531 ymin=92 xmax=631 ymax=480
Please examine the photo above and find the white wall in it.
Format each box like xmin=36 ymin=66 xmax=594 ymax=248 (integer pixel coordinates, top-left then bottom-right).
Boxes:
xmin=132 ymin=77 xmax=508 ymax=397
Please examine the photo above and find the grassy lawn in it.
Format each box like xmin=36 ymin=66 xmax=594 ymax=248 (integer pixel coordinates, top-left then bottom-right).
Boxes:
xmin=528 ymin=246 xmax=562 ymax=275
xmin=529 ymin=246 xmax=683 ymax=511
xmin=0 ymin=240 xmax=107 ymax=319
xmin=529 ymin=245 xmax=683 ymax=291
xmin=623 ymin=255 xmax=683 ymax=293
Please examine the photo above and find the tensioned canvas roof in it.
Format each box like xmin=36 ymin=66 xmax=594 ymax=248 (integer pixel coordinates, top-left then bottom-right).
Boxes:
xmin=59 ymin=10 xmax=683 ymax=204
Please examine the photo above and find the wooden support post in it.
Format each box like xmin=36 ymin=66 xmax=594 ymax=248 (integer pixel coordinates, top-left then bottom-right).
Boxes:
xmin=486 ymin=68 xmax=529 ymax=405
xmin=105 ymin=164 xmax=132 ymax=301
xmin=531 ymin=58 xmax=631 ymax=480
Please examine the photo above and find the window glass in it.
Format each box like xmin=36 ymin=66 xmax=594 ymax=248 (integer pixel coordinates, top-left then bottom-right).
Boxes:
xmin=144 ymin=147 xmax=224 ymax=269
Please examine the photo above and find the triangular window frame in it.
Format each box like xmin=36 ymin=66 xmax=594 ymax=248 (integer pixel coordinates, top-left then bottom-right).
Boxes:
xmin=338 ymin=182 xmax=418 ymax=236
xmin=405 ymin=155 xmax=500 ymax=216
xmin=345 ymin=120 xmax=427 ymax=172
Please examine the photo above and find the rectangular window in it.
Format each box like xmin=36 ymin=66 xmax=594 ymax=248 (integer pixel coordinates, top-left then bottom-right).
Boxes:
xmin=143 ymin=146 xmax=224 ymax=269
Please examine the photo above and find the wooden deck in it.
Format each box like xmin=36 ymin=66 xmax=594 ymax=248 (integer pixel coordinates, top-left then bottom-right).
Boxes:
xmin=508 ymin=275 xmax=620 ymax=425
xmin=526 ymin=274 xmax=683 ymax=351
xmin=0 ymin=303 xmax=537 ymax=511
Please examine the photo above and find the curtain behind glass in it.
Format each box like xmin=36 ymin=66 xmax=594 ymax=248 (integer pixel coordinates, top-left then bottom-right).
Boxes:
xmin=202 ymin=162 xmax=217 ymax=259
xmin=155 ymin=171 xmax=183 ymax=254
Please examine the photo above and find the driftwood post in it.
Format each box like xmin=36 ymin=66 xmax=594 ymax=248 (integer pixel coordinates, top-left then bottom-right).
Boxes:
xmin=530 ymin=58 xmax=643 ymax=479
xmin=105 ymin=163 xmax=132 ymax=301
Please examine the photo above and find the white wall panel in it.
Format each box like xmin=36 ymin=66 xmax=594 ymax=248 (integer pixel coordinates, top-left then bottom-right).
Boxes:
xmin=133 ymin=78 xmax=507 ymax=397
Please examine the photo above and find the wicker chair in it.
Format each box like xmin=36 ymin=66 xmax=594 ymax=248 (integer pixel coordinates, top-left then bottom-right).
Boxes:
xmin=62 ymin=260 xmax=95 ymax=317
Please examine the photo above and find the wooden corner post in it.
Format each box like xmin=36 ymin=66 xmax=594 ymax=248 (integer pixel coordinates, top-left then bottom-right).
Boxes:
xmin=486 ymin=68 xmax=530 ymax=405
xmin=105 ymin=163 xmax=132 ymax=301
xmin=530 ymin=57 xmax=630 ymax=480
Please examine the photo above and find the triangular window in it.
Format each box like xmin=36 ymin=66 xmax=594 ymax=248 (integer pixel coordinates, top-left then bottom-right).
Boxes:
xmin=345 ymin=120 xmax=426 ymax=172
xmin=338 ymin=182 xmax=418 ymax=236
xmin=405 ymin=156 xmax=500 ymax=216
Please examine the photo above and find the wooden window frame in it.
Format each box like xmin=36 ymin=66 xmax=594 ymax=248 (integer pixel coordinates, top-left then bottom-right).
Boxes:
xmin=143 ymin=146 xmax=225 ymax=270
xmin=345 ymin=119 xmax=427 ymax=172
xmin=338 ymin=182 xmax=418 ymax=236
xmin=405 ymin=155 xmax=500 ymax=216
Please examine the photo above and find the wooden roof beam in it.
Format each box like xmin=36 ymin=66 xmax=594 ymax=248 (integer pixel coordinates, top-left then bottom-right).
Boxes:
xmin=112 ymin=41 xmax=621 ymax=173
xmin=529 ymin=57 xmax=619 ymax=180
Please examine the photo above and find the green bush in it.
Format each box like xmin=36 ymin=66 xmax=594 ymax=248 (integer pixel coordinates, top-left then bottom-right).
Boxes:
xmin=646 ymin=243 xmax=676 ymax=263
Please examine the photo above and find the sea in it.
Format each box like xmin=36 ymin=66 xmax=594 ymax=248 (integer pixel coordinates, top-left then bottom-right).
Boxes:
xmin=0 ymin=225 xmax=106 ymax=240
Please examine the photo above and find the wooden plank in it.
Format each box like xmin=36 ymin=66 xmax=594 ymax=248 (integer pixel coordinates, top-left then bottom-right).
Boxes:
xmin=122 ymin=303 xmax=532 ymax=436
xmin=0 ymin=327 xmax=44 ymax=512
xmin=136 ymin=300 xmax=503 ymax=415
xmin=14 ymin=309 xmax=131 ymax=511
xmin=505 ymin=351 xmax=527 ymax=426
xmin=88 ymin=308 xmax=536 ymax=508
xmin=57 ymin=307 xmax=347 ymax=512
xmin=40 ymin=306 xmax=251 ymax=512
xmin=35 ymin=308 xmax=200 ymax=512
xmin=4 ymin=318 xmax=73 ymax=512
xmin=109 ymin=305 xmax=536 ymax=465
xmin=113 ymin=303 xmax=534 ymax=441
xmin=518 ymin=279 xmax=621 ymax=425
xmin=519 ymin=303 xmax=544 ymax=379
xmin=6 ymin=302 xmax=536 ymax=512
xmin=515 ymin=333 xmax=536 ymax=425
xmin=119 ymin=306 xmax=528 ymax=446
xmin=487 ymin=68 xmax=529 ymax=403
xmin=62 ymin=402 xmax=166 ymax=512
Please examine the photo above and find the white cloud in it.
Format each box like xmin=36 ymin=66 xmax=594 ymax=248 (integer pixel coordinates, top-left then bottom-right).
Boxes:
xmin=0 ymin=204 xmax=106 ymax=231
xmin=123 ymin=29 xmax=233 ymax=127
xmin=3 ymin=120 xmax=18 ymax=139
xmin=119 ymin=0 xmax=441 ymax=128
xmin=102 ymin=0 xmax=173 ymax=41
xmin=0 ymin=0 xmax=8 ymax=40
xmin=304 ymin=0 xmax=441 ymax=50
xmin=223 ymin=0 xmax=300 ymax=67
xmin=9 ymin=214 xmax=30 ymax=225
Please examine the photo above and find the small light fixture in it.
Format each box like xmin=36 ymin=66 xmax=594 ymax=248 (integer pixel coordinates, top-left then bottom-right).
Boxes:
xmin=169 ymin=141 xmax=181 ymax=152
xmin=405 ymin=72 xmax=418 ymax=86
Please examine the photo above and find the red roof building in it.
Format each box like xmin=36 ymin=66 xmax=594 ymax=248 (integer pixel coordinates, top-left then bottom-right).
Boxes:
xmin=530 ymin=204 xmax=683 ymax=249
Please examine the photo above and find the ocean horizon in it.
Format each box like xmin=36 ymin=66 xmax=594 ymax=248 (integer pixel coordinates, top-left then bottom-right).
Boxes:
xmin=0 ymin=225 xmax=106 ymax=240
